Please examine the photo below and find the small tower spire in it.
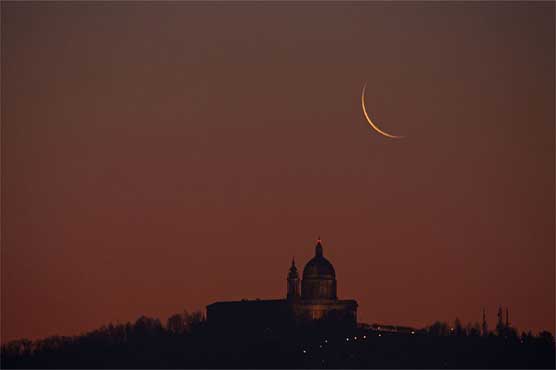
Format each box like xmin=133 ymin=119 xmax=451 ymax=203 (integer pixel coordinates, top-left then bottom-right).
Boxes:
xmin=315 ymin=237 xmax=323 ymax=257
xmin=505 ymin=307 xmax=509 ymax=327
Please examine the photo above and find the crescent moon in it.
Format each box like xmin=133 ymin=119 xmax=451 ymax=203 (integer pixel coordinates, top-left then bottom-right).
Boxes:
xmin=361 ymin=82 xmax=404 ymax=139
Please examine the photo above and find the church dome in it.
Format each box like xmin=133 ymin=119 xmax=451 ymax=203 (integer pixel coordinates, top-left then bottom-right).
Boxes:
xmin=301 ymin=240 xmax=337 ymax=300
xmin=302 ymin=242 xmax=336 ymax=279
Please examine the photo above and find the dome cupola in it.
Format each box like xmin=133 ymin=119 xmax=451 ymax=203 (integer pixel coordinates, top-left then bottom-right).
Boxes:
xmin=302 ymin=239 xmax=336 ymax=280
xmin=301 ymin=238 xmax=337 ymax=300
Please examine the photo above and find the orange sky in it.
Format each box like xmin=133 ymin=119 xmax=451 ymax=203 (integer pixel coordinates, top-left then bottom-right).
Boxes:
xmin=2 ymin=2 xmax=554 ymax=342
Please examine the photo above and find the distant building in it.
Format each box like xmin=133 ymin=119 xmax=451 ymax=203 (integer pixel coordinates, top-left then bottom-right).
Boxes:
xmin=206 ymin=239 xmax=358 ymax=328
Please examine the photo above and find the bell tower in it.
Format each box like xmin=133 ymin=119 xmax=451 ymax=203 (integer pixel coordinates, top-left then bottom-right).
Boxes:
xmin=287 ymin=258 xmax=300 ymax=300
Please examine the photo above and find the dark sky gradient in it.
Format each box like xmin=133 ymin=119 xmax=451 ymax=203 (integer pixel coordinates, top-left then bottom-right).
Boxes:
xmin=2 ymin=2 xmax=554 ymax=342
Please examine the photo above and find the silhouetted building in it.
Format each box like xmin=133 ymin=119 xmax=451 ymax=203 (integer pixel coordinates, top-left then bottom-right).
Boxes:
xmin=206 ymin=239 xmax=358 ymax=329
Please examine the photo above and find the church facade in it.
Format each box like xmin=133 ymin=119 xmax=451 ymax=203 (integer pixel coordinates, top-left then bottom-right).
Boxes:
xmin=206 ymin=239 xmax=358 ymax=328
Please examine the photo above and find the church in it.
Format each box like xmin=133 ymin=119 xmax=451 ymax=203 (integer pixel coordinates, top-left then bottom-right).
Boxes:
xmin=206 ymin=239 xmax=358 ymax=328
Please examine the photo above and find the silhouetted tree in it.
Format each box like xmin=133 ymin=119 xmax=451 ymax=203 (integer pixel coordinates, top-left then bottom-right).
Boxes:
xmin=133 ymin=316 xmax=163 ymax=337
xmin=496 ymin=306 xmax=505 ymax=336
xmin=167 ymin=311 xmax=188 ymax=334
xmin=454 ymin=317 xmax=464 ymax=336
xmin=469 ymin=322 xmax=481 ymax=336
xmin=521 ymin=330 xmax=534 ymax=344
xmin=185 ymin=310 xmax=205 ymax=333
xmin=507 ymin=326 xmax=519 ymax=341
xmin=428 ymin=321 xmax=449 ymax=336
xmin=538 ymin=330 xmax=555 ymax=346
xmin=2 ymin=339 xmax=33 ymax=357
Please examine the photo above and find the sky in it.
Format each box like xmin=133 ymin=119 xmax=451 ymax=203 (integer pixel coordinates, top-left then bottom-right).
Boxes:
xmin=1 ymin=1 xmax=554 ymax=342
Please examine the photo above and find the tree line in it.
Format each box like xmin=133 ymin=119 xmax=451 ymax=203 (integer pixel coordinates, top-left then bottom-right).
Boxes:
xmin=2 ymin=309 xmax=554 ymax=368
